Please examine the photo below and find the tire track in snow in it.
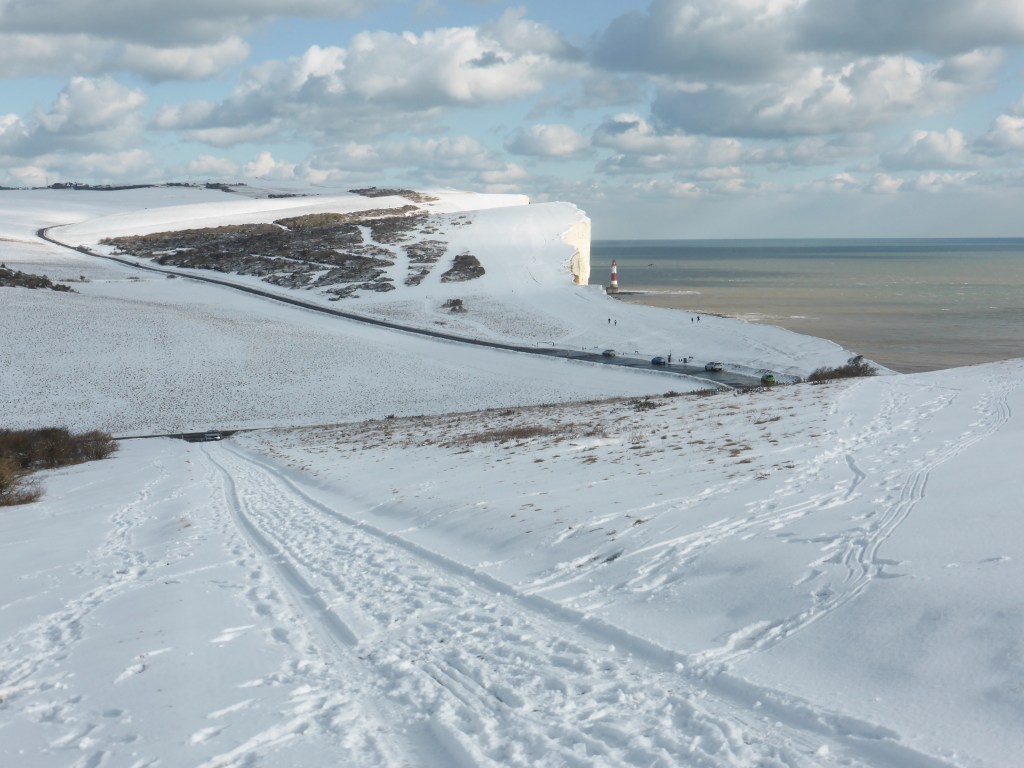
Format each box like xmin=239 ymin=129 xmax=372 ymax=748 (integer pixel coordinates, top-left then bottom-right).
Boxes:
xmin=204 ymin=449 xmax=429 ymax=768
xmin=209 ymin=442 xmax=960 ymax=768
xmin=208 ymin=445 xmax=802 ymax=767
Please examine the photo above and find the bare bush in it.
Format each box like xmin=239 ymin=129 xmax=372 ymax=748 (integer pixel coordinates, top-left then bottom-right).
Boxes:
xmin=631 ymin=397 xmax=659 ymax=412
xmin=807 ymin=360 xmax=878 ymax=382
xmin=0 ymin=428 xmax=118 ymax=507
xmin=0 ymin=458 xmax=42 ymax=506
xmin=458 ymin=424 xmax=561 ymax=445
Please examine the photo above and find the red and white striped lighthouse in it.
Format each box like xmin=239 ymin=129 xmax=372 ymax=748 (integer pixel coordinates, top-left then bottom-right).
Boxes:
xmin=610 ymin=259 xmax=619 ymax=291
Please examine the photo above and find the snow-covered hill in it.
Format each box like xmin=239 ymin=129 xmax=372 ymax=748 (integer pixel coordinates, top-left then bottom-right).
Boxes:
xmin=3 ymin=186 xmax=858 ymax=435
xmin=2 ymin=186 xmax=1020 ymax=767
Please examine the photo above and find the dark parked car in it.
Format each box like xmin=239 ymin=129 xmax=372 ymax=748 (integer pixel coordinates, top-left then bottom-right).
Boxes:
xmin=602 ymin=349 xmax=617 ymax=358
xmin=704 ymin=361 xmax=723 ymax=372
xmin=651 ymin=356 xmax=666 ymax=366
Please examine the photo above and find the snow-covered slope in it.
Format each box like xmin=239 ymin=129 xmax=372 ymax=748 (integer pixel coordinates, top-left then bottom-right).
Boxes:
xmin=2 ymin=362 xmax=1021 ymax=767
xmin=2 ymin=187 xmax=860 ymax=438
xmin=5 ymin=187 xmax=1017 ymax=767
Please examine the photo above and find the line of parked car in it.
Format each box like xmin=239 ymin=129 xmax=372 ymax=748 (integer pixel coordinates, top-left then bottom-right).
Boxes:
xmin=602 ymin=351 xmax=777 ymax=385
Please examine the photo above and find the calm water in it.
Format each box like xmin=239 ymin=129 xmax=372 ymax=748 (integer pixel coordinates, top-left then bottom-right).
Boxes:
xmin=592 ymin=239 xmax=1024 ymax=373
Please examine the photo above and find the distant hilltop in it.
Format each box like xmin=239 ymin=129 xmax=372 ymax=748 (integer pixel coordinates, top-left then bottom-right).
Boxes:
xmin=52 ymin=187 xmax=592 ymax=300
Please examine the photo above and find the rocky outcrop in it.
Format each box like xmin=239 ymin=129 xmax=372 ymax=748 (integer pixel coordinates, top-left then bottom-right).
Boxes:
xmin=441 ymin=252 xmax=485 ymax=282
xmin=0 ymin=265 xmax=74 ymax=292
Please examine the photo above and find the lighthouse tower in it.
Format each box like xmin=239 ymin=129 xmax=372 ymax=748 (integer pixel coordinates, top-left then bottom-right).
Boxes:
xmin=609 ymin=259 xmax=619 ymax=293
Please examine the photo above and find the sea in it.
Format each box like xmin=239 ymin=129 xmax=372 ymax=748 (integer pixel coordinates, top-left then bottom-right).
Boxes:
xmin=592 ymin=239 xmax=1024 ymax=373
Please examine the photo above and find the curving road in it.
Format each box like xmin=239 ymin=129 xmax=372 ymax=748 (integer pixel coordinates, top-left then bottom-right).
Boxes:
xmin=37 ymin=226 xmax=766 ymax=389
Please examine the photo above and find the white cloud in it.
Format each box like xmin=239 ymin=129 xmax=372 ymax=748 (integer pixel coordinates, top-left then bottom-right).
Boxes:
xmin=64 ymin=148 xmax=158 ymax=177
xmin=477 ymin=162 xmax=531 ymax=193
xmin=388 ymin=136 xmax=500 ymax=171
xmin=797 ymin=0 xmax=1024 ymax=56
xmin=592 ymin=0 xmax=803 ymax=83
xmin=480 ymin=7 xmax=576 ymax=58
xmin=0 ymin=33 xmax=107 ymax=77
xmin=118 ymin=37 xmax=250 ymax=82
xmin=156 ymin=15 xmax=576 ymax=149
xmin=243 ymin=151 xmax=297 ymax=180
xmin=0 ymin=114 xmax=29 ymax=153
xmin=2 ymin=164 xmax=48 ymax=187
xmin=506 ymin=124 xmax=589 ymax=158
xmin=0 ymin=1 xmax=365 ymax=80
xmin=868 ymin=173 xmax=905 ymax=193
xmin=0 ymin=148 xmax=160 ymax=185
xmin=652 ymin=54 xmax=995 ymax=138
xmin=36 ymin=76 xmax=146 ymax=134
xmin=0 ymin=0 xmax=371 ymax=46
xmin=911 ymin=170 xmax=976 ymax=192
xmin=478 ymin=163 xmax=529 ymax=184
xmin=977 ymin=114 xmax=1024 ymax=154
xmin=298 ymin=134 xmax=509 ymax=188
xmin=181 ymin=123 xmax=284 ymax=149
xmin=592 ymin=113 xmax=742 ymax=172
xmin=150 ymin=101 xmax=218 ymax=131
xmin=694 ymin=166 xmax=744 ymax=180
xmin=743 ymin=134 xmax=873 ymax=167
xmin=342 ymin=24 xmax=566 ymax=106
xmin=806 ymin=172 xmax=864 ymax=193
xmin=880 ymin=129 xmax=982 ymax=170
xmin=185 ymin=154 xmax=240 ymax=178
xmin=0 ymin=77 xmax=148 ymax=158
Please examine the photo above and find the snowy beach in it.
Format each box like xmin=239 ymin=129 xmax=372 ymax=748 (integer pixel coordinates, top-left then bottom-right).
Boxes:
xmin=2 ymin=187 xmax=1022 ymax=767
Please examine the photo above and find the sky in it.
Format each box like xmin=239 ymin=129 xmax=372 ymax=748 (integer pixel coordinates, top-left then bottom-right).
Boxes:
xmin=2 ymin=0 xmax=1024 ymax=238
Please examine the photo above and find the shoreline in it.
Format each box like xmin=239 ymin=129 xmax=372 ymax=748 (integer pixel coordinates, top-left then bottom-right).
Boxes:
xmin=611 ymin=288 xmax=1018 ymax=374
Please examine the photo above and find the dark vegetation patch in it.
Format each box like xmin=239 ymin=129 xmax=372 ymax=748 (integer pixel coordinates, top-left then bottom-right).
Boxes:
xmin=404 ymin=239 xmax=448 ymax=286
xmin=275 ymin=206 xmax=418 ymax=230
xmin=630 ymin=397 xmax=659 ymax=412
xmin=349 ymin=187 xmax=439 ymax=204
xmin=441 ymin=252 xmax=485 ymax=282
xmin=0 ymin=264 xmax=75 ymax=292
xmin=807 ymin=359 xmax=878 ymax=382
xmin=0 ymin=428 xmax=118 ymax=507
xmin=99 ymin=200 xmax=481 ymax=298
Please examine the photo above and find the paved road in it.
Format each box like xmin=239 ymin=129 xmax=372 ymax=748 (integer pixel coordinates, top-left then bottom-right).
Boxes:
xmin=557 ymin=350 xmax=765 ymax=388
xmin=37 ymin=227 xmax=766 ymax=390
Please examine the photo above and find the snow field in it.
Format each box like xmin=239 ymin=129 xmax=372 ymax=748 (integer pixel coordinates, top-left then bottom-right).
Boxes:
xmin=1 ymin=257 xmax=686 ymax=435
xmin=3 ymin=187 xmax=1022 ymax=767
xmin=236 ymin=361 xmax=1024 ymax=766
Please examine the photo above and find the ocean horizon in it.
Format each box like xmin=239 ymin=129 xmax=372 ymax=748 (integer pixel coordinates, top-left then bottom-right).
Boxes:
xmin=592 ymin=237 xmax=1024 ymax=374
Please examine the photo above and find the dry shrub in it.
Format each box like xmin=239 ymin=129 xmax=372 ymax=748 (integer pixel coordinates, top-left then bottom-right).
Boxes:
xmin=807 ymin=360 xmax=877 ymax=382
xmin=631 ymin=397 xmax=659 ymax=412
xmin=0 ymin=428 xmax=118 ymax=507
xmin=0 ymin=427 xmax=118 ymax=469
xmin=0 ymin=458 xmax=42 ymax=506
xmin=458 ymin=424 xmax=560 ymax=445
xmin=76 ymin=430 xmax=119 ymax=461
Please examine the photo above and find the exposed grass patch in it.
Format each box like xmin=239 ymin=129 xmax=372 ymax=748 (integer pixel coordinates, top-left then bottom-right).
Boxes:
xmin=457 ymin=424 xmax=562 ymax=445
